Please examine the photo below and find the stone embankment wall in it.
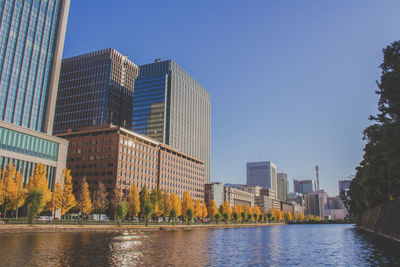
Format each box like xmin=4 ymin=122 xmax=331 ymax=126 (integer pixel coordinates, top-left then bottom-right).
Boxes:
xmin=358 ymin=199 xmax=400 ymax=242
xmin=0 ymin=223 xmax=284 ymax=234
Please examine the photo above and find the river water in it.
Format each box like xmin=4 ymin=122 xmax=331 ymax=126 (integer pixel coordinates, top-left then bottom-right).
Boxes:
xmin=0 ymin=224 xmax=399 ymax=266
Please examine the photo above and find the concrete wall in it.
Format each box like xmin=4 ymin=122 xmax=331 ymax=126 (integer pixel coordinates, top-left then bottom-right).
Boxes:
xmin=358 ymin=199 xmax=400 ymax=242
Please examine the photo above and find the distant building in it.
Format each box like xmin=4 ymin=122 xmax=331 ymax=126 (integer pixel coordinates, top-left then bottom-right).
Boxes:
xmin=325 ymin=195 xmax=348 ymax=220
xmin=281 ymin=202 xmax=294 ymax=214
xmin=204 ymin=182 xmax=224 ymax=208
xmin=277 ymin=173 xmax=288 ymax=201
xmin=0 ymin=0 xmax=70 ymax=186
xmin=246 ymin=161 xmax=277 ymax=193
xmin=260 ymin=188 xmax=277 ymax=199
xmin=305 ymin=190 xmax=327 ymax=217
xmin=54 ymin=48 xmax=139 ymax=134
xmin=255 ymin=195 xmax=274 ymax=213
xmin=241 ymin=185 xmax=262 ymax=197
xmin=132 ymin=59 xmax=211 ymax=183
xmin=56 ymin=124 xmax=205 ymax=201
xmin=224 ymin=186 xmax=254 ymax=207
xmin=224 ymin=183 xmax=243 ymax=190
xmin=293 ymin=179 xmax=315 ymax=195
xmin=338 ymin=180 xmax=352 ymax=194
xmin=288 ymin=192 xmax=305 ymax=206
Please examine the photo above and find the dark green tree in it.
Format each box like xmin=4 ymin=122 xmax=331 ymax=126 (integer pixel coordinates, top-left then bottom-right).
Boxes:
xmin=116 ymin=200 xmax=128 ymax=223
xmin=186 ymin=208 xmax=193 ymax=225
xmin=169 ymin=208 xmax=177 ymax=226
xmin=27 ymin=189 xmax=43 ymax=225
xmin=214 ymin=212 xmax=222 ymax=224
xmin=223 ymin=213 xmax=229 ymax=224
xmin=143 ymin=202 xmax=153 ymax=227
xmin=349 ymin=40 xmax=400 ymax=217
xmin=233 ymin=212 xmax=239 ymax=223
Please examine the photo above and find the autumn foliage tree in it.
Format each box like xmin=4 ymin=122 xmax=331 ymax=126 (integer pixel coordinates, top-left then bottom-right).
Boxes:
xmin=208 ymin=200 xmax=218 ymax=220
xmin=127 ymin=183 xmax=140 ymax=218
xmin=181 ymin=191 xmax=193 ymax=221
xmin=201 ymin=201 xmax=208 ymax=219
xmin=253 ymin=205 xmax=261 ymax=222
xmin=1 ymin=163 xmax=26 ymax=217
xmin=193 ymin=199 xmax=202 ymax=220
xmin=169 ymin=193 xmax=181 ymax=223
xmin=27 ymin=163 xmax=51 ymax=213
xmin=161 ymin=191 xmax=171 ymax=221
xmin=53 ymin=169 xmax=77 ymax=216
xmin=93 ymin=181 xmax=108 ymax=215
xmin=77 ymin=178 xmax=92 ymax=219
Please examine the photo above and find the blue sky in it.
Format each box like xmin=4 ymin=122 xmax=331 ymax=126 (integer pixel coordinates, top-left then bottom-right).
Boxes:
xmin=63 ymin=1 xmax=400 ymax=196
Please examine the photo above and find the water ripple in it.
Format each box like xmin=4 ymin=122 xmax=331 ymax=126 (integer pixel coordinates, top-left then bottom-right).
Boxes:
xmin=0 ymin=224 xmax=399 ymax=266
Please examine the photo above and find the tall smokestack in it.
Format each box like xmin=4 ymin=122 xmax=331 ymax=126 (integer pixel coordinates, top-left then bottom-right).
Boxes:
xmin=315 ymin=165 xmax=319 ymax=191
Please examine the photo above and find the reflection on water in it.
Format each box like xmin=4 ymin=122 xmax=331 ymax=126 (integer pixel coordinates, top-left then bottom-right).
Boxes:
xmin=0 ymin=224 xmax=399 ymax=266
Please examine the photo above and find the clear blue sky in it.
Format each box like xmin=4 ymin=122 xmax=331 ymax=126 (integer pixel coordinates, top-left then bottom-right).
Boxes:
xmin=63 ymin=1 xmax=400 ymax=196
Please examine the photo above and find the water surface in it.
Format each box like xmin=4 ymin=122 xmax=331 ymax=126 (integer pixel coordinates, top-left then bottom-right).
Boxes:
xmin=0 ymin=224 xmax=399 ymax=266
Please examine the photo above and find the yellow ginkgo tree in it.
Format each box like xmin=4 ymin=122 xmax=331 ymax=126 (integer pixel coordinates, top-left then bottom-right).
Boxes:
xmin=1 ymin=163 xmax=26 ymax=217
xmin=27 ymin=163 xmax=51 ymax=213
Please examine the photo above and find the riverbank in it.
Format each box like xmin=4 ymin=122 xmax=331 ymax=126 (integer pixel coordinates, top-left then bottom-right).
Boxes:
xmin=0 ymin=222 xmax=284 ymax=234
xmin=358 ymin=199 xmax=400 ymax=242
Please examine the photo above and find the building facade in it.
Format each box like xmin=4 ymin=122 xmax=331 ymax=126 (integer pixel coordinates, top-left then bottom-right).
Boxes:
xmin=0 ymin=0 xmax=70 ymax=184
xmin=0 ymin=120 xmax=68 ymax=189
xmin=246 ymin=161 xmax=277 ymax=193
xmin=224 ymin=186 xmax=254 ymax=207
xmin=241 ymin=185 xmax=262 ymax=197
xmin=277 ymin=172 xmax=288 ymax=201
xmin=293 ymin=179 xmax=315 ymax=195
xmin=54 ymin=48 xmax=139 ymax=134
xmin=0 ymin=0 xmax=69 ymax=134
xmin=204 ymin=182 xmax=224 ymax=208
xmin=305 ymin=190 xmax=327 ymax=217
xmin=132 ymin=59 xmax=211 ymax=182
xmin=56 ymin=124 xmax=205 ymax=201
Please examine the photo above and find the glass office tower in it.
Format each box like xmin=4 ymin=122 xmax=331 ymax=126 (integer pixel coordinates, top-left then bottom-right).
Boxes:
xmin=53 ymin=48 xmax=139 ymax=134
xmin=246 ymin=161 xmax=277 ymax=193
xmin=0 ymin=0 xmax=70 ymax=187
xmin=133 ymin=59 xmax=211 ymax=182
xmin=0 ymin=0 xmax=69 ymax=134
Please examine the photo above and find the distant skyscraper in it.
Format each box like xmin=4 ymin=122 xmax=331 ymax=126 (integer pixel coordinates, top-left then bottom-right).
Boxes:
xmin=53 ymin=48 xmax=139 ymax=133
xmin=277 ymin=172 xmax=288 ymax=201
xmin=293 ymin=179 xmax=315 ymax=195
xmin=0 ymin=0 xmax=70 ymax=186
xmin=132 ymin=59 xmax=211 ymax=182
xmin=338 ymin=180 xmax=352 ymax=194
xmin=246 ymin=161 xmax=277 ymax=193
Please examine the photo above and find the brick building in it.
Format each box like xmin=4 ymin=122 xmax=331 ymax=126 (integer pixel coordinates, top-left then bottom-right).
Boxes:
xmin=56 ymin=124 xmax=204 ymax=200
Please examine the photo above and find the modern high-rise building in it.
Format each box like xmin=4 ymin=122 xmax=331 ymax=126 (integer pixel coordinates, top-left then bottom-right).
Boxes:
xmin=246 ymin=161 xmax=277 ymax=193
xmin=53 ymin=48 xmax=139 ymax=134
xmin=293 ymin=179 xmax=315 ymax=195
xmin=0 ymin=0 xmax=70 ymax=186
xmin=132 ymin=59 xmax=211 ymax=182
xmin=277 ymin=172 xmax=288 ymax=201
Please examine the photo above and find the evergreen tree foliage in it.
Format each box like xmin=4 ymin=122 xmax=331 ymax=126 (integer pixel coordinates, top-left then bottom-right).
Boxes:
xmin=349 ymin=40 xmax=400 ymax=216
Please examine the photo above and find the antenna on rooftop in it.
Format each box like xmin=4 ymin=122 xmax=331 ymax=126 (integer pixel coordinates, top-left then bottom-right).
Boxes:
xmin=315 ymin=165 xmax=319 ymax=190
